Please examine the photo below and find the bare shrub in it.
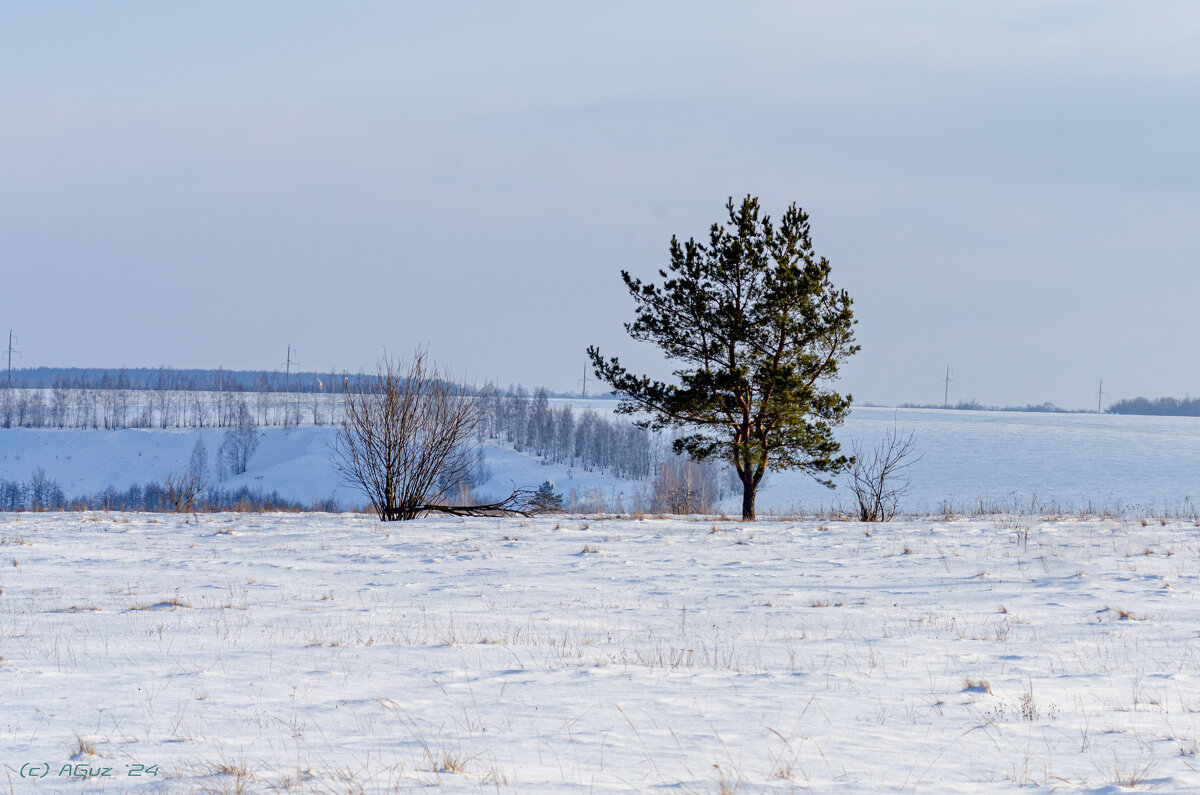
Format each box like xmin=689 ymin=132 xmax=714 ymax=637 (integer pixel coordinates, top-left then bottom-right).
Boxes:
xmin=335 ymin=350 xmax=529 ymax=521
xmin=651 ymin=456 xmax=722 ymax=514
xmin=163 ymin=439 xmax=208 ymax=513
xmin=847 ymin=425 xmax=920 ymax=521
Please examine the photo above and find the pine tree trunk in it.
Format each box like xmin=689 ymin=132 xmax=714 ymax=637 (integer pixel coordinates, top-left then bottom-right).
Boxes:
xmin=741 ymin=475 xmax=756 ymax=521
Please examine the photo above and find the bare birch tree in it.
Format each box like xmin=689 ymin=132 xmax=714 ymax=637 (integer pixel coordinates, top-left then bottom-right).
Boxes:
xmin=335 ymin=350 xmax=530 ymax=521
xmin=219 ymin=403 xmax=259 ymax=476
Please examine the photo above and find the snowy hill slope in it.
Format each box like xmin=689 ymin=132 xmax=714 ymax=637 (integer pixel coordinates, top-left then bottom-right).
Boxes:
xmin=0 ymin=427 xmax=642 ymax=511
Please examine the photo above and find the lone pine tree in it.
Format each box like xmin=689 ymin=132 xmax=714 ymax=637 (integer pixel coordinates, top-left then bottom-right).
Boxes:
xmin=588 ymin=196 xmax=858 ymax=520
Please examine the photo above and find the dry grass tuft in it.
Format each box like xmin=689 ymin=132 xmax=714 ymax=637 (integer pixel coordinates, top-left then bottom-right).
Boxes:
xmin=1110 ymin=755 xmax=1156 ymax=788
xmin=963 ymin=678 xmax=993 ymax=695
xmin=1103 ymin=606 xmax=1145 ymax=621
xmin=438 ymin=750 xmax=468 ymax=774
xmin=71 ymin=734 xmax=97 ymax=759
xmin=131 ymin=595 xmax=192 ymax=611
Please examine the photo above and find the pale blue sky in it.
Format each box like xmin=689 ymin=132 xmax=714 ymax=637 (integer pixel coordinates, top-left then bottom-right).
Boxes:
xmin=2 ymin=3 xmax=1198 ymax=408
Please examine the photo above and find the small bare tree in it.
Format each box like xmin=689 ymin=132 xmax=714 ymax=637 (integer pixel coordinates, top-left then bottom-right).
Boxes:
xmin=651 ymin=456 xmax=721 ymax=514
xmin=335 ymin=350 xmax=530 ymax=521
xmin=847 ymin=425 xmax=921 ymax=521
xmin=164 ymin=438 xmax=208 ymax=513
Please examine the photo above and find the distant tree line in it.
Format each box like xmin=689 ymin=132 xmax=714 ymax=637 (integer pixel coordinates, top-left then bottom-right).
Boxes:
xmin=479 ymin=385 xmax=654 ymax=480
xmin=0 ymin=365 xmax=632 ymax=432
xmin=0 ymin=369 xmax=341 ymax=429
xmin=8 ymin=367 xmax=621 ymax=399
xmin=0 ymin=468 xmax=332 ymax=512
xmin=476 ymin=383 xmax=735 ymax=511
xmin=7 ymin=367 xmax=348 ymax=393
xmin=905 ymin=396 xmax=1200 ymax=416
xmin=898 ymin=400 xmax=1085 ymax=414
xmin=0 ymin=468 xmax=66 ymax=511
xmin=1107 ymin=396 xmax=1200 ymax=417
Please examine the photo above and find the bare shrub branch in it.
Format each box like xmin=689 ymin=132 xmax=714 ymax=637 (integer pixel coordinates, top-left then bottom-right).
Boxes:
xmin=848 ymin=425 xmax=921 ymax=522
xmin=405 ymin=488 xmax=536 ymax=518
xmin=162 ymin=470 xmax=204 ymax=513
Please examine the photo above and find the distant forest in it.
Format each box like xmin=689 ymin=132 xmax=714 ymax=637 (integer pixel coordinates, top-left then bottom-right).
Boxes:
xmin=897 ymin=396 xmax=1200 ymax=417
xmin=0 ymin=370 xmax=619 ymax=436
xmin=3 ymin=367 xmax=609 ymax=400
xmin=1107 ymin=397 xmax=1200 ymax=417
xmin=8 ymin=366 xmax=344 ymax=393
xmin=897 ymin=400 xmax=1087 ymax=414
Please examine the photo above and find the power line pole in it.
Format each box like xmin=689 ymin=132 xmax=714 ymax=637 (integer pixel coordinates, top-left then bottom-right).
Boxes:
xmin=284 ymin=344 xmax=295 ymax=394
xmin=5 ymin=330 xmax=18 ymax=388
xmin=943 ymin=365 xmax=954 ymax=409
xmin=1097 ymin=379 xmax=1105 ymax=413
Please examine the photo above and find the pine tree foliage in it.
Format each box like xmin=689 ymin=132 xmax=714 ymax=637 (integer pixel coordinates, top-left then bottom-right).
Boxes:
xmin=530 ymin=481 xmax=564 ymax=513
xmin=588 ymin=196 xmax=859 ymax=520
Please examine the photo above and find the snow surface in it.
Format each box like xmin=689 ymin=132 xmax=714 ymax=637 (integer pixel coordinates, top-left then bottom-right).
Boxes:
xmin=3 ymin=512 xmax=1200 ymax=791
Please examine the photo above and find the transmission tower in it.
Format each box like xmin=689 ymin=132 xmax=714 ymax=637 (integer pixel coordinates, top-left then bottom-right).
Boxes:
xmin=6 ymin=330 xmax=19 ymax=387
xmin=283 ymin=345 xmax=296 ymax=393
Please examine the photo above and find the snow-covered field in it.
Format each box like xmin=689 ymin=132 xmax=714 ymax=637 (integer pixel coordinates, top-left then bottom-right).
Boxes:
xmin=4 ymin=512 xmax=1199 ymax=792
xmin=771 ymin=408 xmax=1200 ymax=516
